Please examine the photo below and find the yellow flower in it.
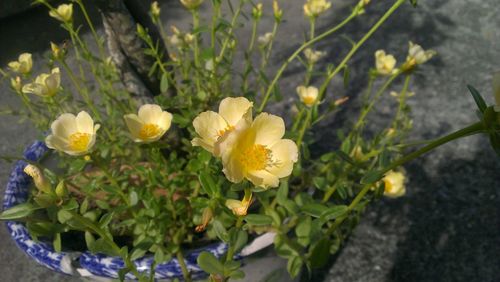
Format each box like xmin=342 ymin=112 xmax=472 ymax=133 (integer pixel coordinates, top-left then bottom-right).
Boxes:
xmin=225 ymin=192 xmax=253 ymax=216
xmin=192 ymin=97 xmax=253 ymax=155
xmin=24 ymin=164 xmax=52 ymax=193
xmin=180 ymin=0 xmax=204 ymax=10
xmin=296 ymin=85 xmax=319 ymax=107
xmin=184 ymin=33 xmax=195 ymax=44
xmin=8 ymin=53 xmax=33 ymax=74
xmin=258 ymin=32 xmax=273 ymax=46
xmin=493 ymin=72 xmax=500 ymax=112
xmin=303 ymin=48 xmax=326 ymax=64
xmin=375 ymin=50 xmax=397 ymax=75
xmin=382 ymin=170 xmax=406 ymax=198
xmin=402 ymin=41 xmax=436 ymax=70
xmin=22 ymin=68 xmax=61 ymax=97
xmin=10 ymin=76 xmax=22 ymax=93
xmin=124 ymin=104 xmax=173 ymax=143
xmin=46 ymin=111 xmax=100 ymax=156
xmin=49 ymin=4 xmax=73 ymax=22
xmin=304 ymin=0 xmax=332 ymax=18
xmin=219 ymin=113 xmax=298 ymax=189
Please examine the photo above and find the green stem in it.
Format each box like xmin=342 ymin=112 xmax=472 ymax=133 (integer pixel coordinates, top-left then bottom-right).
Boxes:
xmin=192 ymin=10 xmax=201 ymax=93
xmin=225 ymin=216 xmax=244 ymax=262
xmin=317 ymin=0 xmax=406 ymax=102
xmin=296 ymin=109 xmax=312 ymax=151
xmin=176 ymin=251 xmax=192 ymax=282
xmin=391 ymin=74 xmax=411 ymax=130
xmin=258 ymin=12 xmax=357 ymax=112
xmin=75 ymin=0 xmax=106 ymax=59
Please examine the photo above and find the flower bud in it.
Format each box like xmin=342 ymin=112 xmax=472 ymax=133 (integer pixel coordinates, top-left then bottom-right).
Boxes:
xmin=50 ymin=42 xmax=64 ymax=60
xmin=273 ymin=0 xmax=283 ymax=22
xmin=10 ymin=76 xmax=23 ymax=93
xmin=225 ymin=192 xmax=253 ymax=216
xmin=24 ymin=164 xmax=52 ymax=194
xmin=303 ymin=0 xmax=332 ymax=18
xmin=180 ymin=0 xmax=204 ymax=10
xmin=252 ymin=3 xmax=263 ymax=19
xmin=151 ymin=1 xmax=161 ymax=21
xmin=375 ymin=50 xmax=397 ymax=76
xmin=195 ymin=207 xmax=213 ymax=232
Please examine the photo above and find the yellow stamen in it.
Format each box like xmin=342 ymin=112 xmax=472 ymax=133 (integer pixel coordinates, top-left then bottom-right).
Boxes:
xmin=68 ymin=132 xmax=91 ymax=151
xmin=383 ymin=178 xmax=394 ymax=193
xmin=239 ymin=144 xmax=271 ymax=171
xmin=139 ymin=123 xmax=161 ymax=139
xmin=216 ymin=125 xmax=235 ymax=138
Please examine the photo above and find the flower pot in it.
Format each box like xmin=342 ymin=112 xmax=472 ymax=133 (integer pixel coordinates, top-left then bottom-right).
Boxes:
xmin=3 ymin=141 xmax=278 ymax=281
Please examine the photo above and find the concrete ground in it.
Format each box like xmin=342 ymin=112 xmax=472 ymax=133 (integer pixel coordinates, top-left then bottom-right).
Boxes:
xmin=0 ymin=0 xmax=499 ymax=281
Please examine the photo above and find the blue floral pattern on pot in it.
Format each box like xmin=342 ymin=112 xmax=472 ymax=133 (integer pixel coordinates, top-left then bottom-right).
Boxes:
xmin=2 ymin=141 xmax=234 ymax=280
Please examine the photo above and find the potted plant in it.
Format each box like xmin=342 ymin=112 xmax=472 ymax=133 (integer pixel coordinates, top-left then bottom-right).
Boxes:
xmin=1 ymin=0 xmax=499 ymax=281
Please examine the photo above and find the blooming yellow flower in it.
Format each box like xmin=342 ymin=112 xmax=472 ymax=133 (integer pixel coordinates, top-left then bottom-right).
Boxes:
xmin=493 ymin=72 xmax=500 ymax=112
xmin=304 ymin=0 xmax=332 ymax=18
xmin=8 ymin=53 xmax=33 ymax=74
xmin=192 ymin=97 xmax=253 ymax=155
xmin=402 ymin=41 xmax=436 ymax=70
xmin=225 ymin=192 xmax=253 ymax=216
xmin=22 ymin=68 xmax=61 ymax=97
xmin=24 ymin=164 xmax=52 ymax=193
xmin=303 ymin=48 xmax=326 ymax=64
xmin=124 ymin=104 xmax=173 ymax=143
xmin=49 ymin=4 xmax=73 ymax=22
xmin=219 ymin=113 xmax=299 ymax=189
xmin=382 ymin=170 xmax=406 ymax=198
xmin=46 ymin=111 xmax=100 ymax=156
xmin=296 ymin=85 xmax=319 ymax=107
xmin=258 ymin=32 xmax=273 ymax=46
xmin=180 ymin=0 xmax=204 ymax=10
xmin=375 ymin=50 xmax=397 ymax=75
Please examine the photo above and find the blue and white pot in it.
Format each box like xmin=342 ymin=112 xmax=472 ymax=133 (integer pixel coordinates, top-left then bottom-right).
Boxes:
xmin=3 ymin=141 xmax=276 ymax=281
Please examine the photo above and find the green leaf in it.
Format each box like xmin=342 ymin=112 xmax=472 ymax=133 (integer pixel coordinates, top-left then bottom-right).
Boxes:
xmin=360 ymin=170 xmax=383 ymax=184
xmin=213 ymin=220 xmax=229 ymax=242
xmin=335 ymin=150 xmax=356 ymax=166
xmin=276 ymin=181 xmax=289 ymax=204
xmin=409 ymin=0 xmax=418 ymax=7
xmin=57 ymin=209 xmax=73 ymax=223
xmin=312 ymin=177 xmax=327 ymax=191
xmin=287 ymin=256 xmax=303 ymax=278
xmin=85 ymin=231 xmax=95 ymax=249
xmin=309 ymin=238 xmax=330 ymax=268
xmin=53 ymin=233 xmax=62 ymax=252
xmin=129 ymin=247 xmax=147 ymax=261
xmin=229 ymin=270 xmax=245 ymax=280
xmin=160 ymin=72 xmax=170 ymax=93
xmin=197 ymin=251 xmax=224 ymax=275
xmin=320 ymin=205 xmax=348 ymax=221
xmin=232 ymin=230 xmax=248 ymax=253
xmin=55 ymin=180 xmax=67 ymax=197
xmin=467 ymin=85 xmax=487 ymax=113
xmin=0 ymin=203 xmax=39 ymax=220
xmin=244 ymin=214 xmax=273 ymax=226
xmin=301 ymin=203 xmax=328 ymax=218
xmin=99 ymin=212 xmax=114 ymax=227
xmin=199 ymin=171 xmax=218 ymax=197
xmin=129 ymin=191 xmax=139 ymax=206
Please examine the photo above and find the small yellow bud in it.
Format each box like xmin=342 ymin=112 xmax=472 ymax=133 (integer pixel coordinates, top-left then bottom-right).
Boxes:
xmin=382 ymin=170 xmax=406 ymax=198
xmin=304 ymin=0 xmax=332 ymax=18
xmin=184 ymin=33 xmax=195 ymax=45
xmin=10 ymin=76 xmax=23 ymax=93
xmin=50 ymin=42 xmax=63 ymax=60
xmin=179 ymin=0 xmax=204 ymax=10
xmin=49 ymin=4 xmax=73 ymax=22
xmin=8 ymin=53 xmax=33 ymax=74
xmin=350 ymin=145 xmax=364 ymax=161
xmin=375 ymin=50 xmax=397 ymax=76
xmin=273 ymin=0 xmax=283 ymax=21
xmin=24 ymin=164 xmax=52 ymax=193
xmin=252 ymin=3 xmax=263 ymax=19
xmin=151 ymin=1 xmax=161 ymax=19
xmin=84 ymin=155 xmax=91 ymax=161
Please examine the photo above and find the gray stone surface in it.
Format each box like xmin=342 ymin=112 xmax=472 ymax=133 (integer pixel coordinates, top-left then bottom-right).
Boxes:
xmin=0 ymin=0 xmax=499 ymax=281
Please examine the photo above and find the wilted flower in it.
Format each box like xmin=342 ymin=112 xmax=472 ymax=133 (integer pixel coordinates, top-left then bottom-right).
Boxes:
xmin=303 ymin=48 xmax=326 ymax=64
xmin=24 ymin=164 xmax=52 ymax=193
xmin=46 ymin=111 xmax=100 ymax=156
xmin=22 ymin=68 xmax=61 ymax=97
xmin=195 ymin=207 xmax=213 ymax=232
xmin=124 ymin=104 xmax=173 ymax=143
xmin=382 ymin=170 xmax=406 ymax=198
xmin=10 ymin=76 xmax=22 ymax=93
xmin=258 ymin=32 xmax=273 ymax=46
xmin=218 ymin=113 xmax=299 ymax=189
xmin=192 ymin=97 xmax=253 ymax=155
xmin=303 ymin=0 xmax=332 ymax=18
xmin=375 ymin=50 xmax=397 ymax=75
xmin=49 ymin=4 xmax=73 ymax=22
xmin=402 ymin=41 xmax=436 ymax=70
xmin=8 ymin=53 xmax=33 ymax=74
xmin=180 ymin=0 xmax=204 ymax=10
xmin=296 ymin=85 xmax=319 ymax=107
xmin=225 ymin=192 xmax=253 ymax=216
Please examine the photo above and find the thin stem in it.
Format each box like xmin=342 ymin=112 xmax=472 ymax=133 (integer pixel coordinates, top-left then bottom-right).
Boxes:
xmin=296 ymin=109 xmax=312 ymax=151
xmin=176 ymin=251 xmax=192 ymax=282
xmin=75 ymin=0 xmax=106 ymax=59
xmin=317 ymin=0 xmax=406 ymax=102
xmin=225 ymin=216 xmax=244 ymax=262
xmin=258 ymin=12 xmax=357 ymax=112
xmin=192 ymin=10 xmax=201 ymax=93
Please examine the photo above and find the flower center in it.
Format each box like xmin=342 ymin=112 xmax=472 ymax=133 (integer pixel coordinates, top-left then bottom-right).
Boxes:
xmin=139 ymin=123 xmax=161 ymax=139
xmin=303 ymin=95 xmax=316 ymax=106
xmin=68 ymin=132 xmax=91 ymax=151
xmin=239 ymin=144 xmax=271 ymax=171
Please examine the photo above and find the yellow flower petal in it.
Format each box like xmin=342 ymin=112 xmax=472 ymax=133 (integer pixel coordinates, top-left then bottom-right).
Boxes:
xmin=192 ymin=111 xmax=228 ymax=152
xmin=268 ymin=139 xmax=298 ymax=178
xmin=138 ymin=104 xmax=164 ymax=124
xmin=247 ymin=170 xmax=280 ymax=188
xmin=252 ymin=113 xmax=285 ymax=146
xmin=76 ymin=111 xmax=95 ymax=134
xmin=218 ymin=97 xmax=253 ymax=126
